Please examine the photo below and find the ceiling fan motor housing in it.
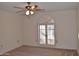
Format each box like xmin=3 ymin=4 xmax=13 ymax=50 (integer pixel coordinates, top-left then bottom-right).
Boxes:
xmin=27 ymin=2 xmax=31 ymax=5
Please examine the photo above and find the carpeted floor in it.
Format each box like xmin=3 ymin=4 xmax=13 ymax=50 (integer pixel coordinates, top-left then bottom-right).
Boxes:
xmin=2 ymin=45 xmax=78 ymax=56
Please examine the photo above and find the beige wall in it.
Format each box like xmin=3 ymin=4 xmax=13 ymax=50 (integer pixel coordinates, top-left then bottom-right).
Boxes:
xmin=24 ymin=9 xmax=78 ymax=49
xmin=77 ymin=7 xmax=79 ymax=55
xmin=0 ymin=11 xmax=24 ymax=54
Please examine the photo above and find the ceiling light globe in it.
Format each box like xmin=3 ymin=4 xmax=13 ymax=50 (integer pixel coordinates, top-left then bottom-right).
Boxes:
xmin=30 ymin=11 xmax=34 ymax=15
xmin=26 ymin=10 xmax=30 ymax=15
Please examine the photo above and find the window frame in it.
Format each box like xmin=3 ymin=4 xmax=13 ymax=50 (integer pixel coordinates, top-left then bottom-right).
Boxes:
xmin=37 ymin=22 xmax=56 ymax=47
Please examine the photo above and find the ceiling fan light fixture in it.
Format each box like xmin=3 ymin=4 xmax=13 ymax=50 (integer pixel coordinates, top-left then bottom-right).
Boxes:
xmin=30 ymin=11 xmax=34 ymax=15
xmin=25 ymin=10 xmax=34 ymax=15
xmin=15 ymin=2 xmax=43 ymax=16
xmin=26 ymin=10 xmax=30 ymax=15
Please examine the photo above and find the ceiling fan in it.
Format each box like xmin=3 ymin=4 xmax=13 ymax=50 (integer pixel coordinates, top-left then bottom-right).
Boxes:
xmin=14 ymin=2 xmax=44 ymax=15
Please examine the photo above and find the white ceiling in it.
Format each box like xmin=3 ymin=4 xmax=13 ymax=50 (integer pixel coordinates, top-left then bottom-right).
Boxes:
xmin=0 ymin=2 xmax=79 ymax=13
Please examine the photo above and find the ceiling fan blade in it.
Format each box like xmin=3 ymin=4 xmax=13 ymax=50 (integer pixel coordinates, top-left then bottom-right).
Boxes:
xmin=35 ymin=9 xmax=45 ymax=11
xmin=14 ymin=6 xmax=24 ymax=9
xmin=19 ymin=13 xmax=26 ymax=15
xmin=35 ymin=9 xmax=46 ymax=13
xmin=16 ymin=10 xmax=25 ymax=13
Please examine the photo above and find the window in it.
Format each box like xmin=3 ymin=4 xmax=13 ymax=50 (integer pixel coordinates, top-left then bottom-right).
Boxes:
xmin=38 ymin=23 xmax=55 ymax=45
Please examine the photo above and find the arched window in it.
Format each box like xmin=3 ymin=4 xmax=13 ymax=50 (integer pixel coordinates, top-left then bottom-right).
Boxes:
xmin=38 ymin=19 xmax=56 ymax=46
